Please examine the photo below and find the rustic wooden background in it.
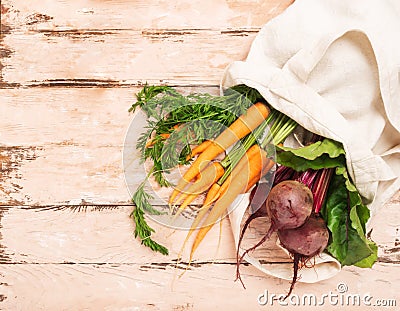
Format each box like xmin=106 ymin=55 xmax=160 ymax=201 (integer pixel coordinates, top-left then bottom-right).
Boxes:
xmin=0 ymin=1 xmax=399 ymax=310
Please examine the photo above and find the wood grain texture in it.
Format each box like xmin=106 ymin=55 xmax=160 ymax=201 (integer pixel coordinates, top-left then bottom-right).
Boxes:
xmin=0 ymin=28 xmax=257 ymax=87
xmin=0 ymin=87 xmax=217 ymax=205
xmin=0 ymin=0 xmax=399 ymax=309
xmin=0 ymin=205 xmax=399 ymax=310
xmin=0 ymin=205 xmax=282 ymax=264
xmin=0 ymin=0 xmax=293 ymax=88
xmin=0 ymin=86 xmax=216 ymax=146
xmin=0 ymin=203 xmax=398 ymax=264
xmin=2 ymin=0 xmax=294 ymax=30
xmin=0 ymin=262 xmax=399 ymax=311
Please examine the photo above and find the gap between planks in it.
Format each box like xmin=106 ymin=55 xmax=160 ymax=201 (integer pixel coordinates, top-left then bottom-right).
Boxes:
xmin=1 ymin=79 xmax=220 ymax=89
xmin=0 ymin=29 xmax=257 ymax=86
xmin=0 ymin=86 xmax=219 ymax=205
xmin=0 ymin=205 xmax=292 ymax=265
xmin=0 ymin=261 xmax=399 ymax=311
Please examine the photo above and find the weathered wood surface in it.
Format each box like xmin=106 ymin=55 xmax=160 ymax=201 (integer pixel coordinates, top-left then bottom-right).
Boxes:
xmin=1 ymin=29 xmax=258 ymax=87
xmin=1 ymin=262 xmax=399 ymax=311
xmin=0 ymin=0 xmax=292 ymax=87
xmin=0 ymin=0 xmax=399 ymax=310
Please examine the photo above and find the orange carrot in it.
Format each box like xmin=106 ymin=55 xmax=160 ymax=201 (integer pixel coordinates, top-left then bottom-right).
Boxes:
xmin=186 ymin=140 xmax=213 ymax=161
xmin=172 ymin=193 xmax=198 ymax=219
xmin=189 ymin=144 xmax=273 ymax=258
xmin=206 ymin=144 xmax=267 ymax=205
xmin=169 ymin=103 xmax=270 ymax=204
xmin=173 ymin=162 xmax=224 ymax=216
xmin=202 ymin=183 xmax=221 ymax=207
xmin=145 ymin=124 xmax=181 ymax=148
xmin=145 ymin=133 xmax=170 ymax=148
xmin=177 ymin=203 xmax=211 ymax=269
xmin=190 ymin=176 xmax=250 ymax=259
xmin=245 ymin=158 xmax=275 ymax=192
xmin=174 ymin=162 xmax=224 ymax=205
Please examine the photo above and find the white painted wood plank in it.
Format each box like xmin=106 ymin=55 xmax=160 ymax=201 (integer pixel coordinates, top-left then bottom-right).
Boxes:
xmin=1 ymin=29 xmax=256 ymax=86
xmin=0 ymin=88 xmax=135 ymax=146
xmin=0 ymin=87 xmax=216 ymax=205
xmin=0 ymin=199 xmax=398 ymax=264
xmin=1 ymin=87 xmax=400 ymax=209
xmin=1 ymin=262 xmax=399 ymax=311
xmin=0 ymin=87 xmax=217 ymax=147
xmin=0 ymin=206 xmax=289 ymax=264
xmin=0 ymin=199 xmax=399 ymax=308
xmin=0 ymin=145 xmax=130 ymax=205
xmin=2 ymin=0 xmax=293 ymax=30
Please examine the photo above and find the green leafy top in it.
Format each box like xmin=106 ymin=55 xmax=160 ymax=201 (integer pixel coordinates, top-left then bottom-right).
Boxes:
xmin=276 ymin=138 xmax=346 ymax=171
xmin=321 ymin=169 xmax=377 ymax=267
xmin=128 ymin=84 xmax=264 ymax=255
xmin=278 ymin=138 xmax=345 ymax=160
xmin=131 ymin=85 xmax=260 ymax=187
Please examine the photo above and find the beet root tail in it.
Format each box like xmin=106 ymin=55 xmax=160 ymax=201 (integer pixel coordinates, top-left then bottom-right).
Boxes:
xmin=235 ymin=225 xmax=275 ymax=288
xmin=235 ymin=212 xmax=261 ymax=288
xmin=282 ymin=253 xmax=302 ymax=300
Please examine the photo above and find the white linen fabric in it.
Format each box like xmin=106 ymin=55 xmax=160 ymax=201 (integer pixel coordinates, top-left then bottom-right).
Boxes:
xmin=223 ymin=0 xmax=400 ymax=282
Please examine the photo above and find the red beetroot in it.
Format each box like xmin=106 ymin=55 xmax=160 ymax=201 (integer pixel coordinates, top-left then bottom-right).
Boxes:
xmin=278 ymin=215 xmax=329 ymax=257
xmin=267 ymin=180 xmax=313 ymax=230
xmin=277 ymin=216 xmax=329 ymax=299
xmin=236 ymin=180 xmax=313 ymax=286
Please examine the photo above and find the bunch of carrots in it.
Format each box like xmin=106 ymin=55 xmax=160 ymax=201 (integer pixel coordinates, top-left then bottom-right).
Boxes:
xmin=129 ymin=85 xmax=378 ymax=293
xmin=168 ymin=102 xmax=297 ymax=261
